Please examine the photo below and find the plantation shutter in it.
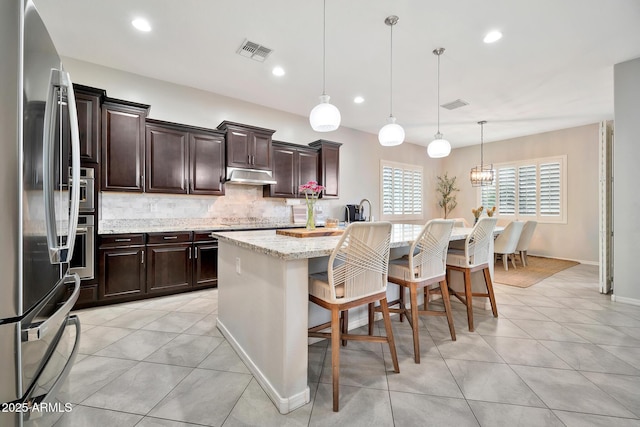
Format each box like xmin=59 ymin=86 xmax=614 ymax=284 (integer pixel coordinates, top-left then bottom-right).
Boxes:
xmin=381 ymin=161 xmax=423 ymax=219
xmin=480 ymin=178 xmax=496 ymax=208
xmin=540 ymin=162 xmax=561 ymax=216
xmin=498 ymin=167 xmax=516 ymax=215
xmin=518 ymin=165 xmax=537 ymax=215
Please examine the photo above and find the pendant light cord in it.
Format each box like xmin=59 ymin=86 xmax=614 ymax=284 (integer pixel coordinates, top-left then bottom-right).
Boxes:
xmin=389 ymin=22 xmax=394 ymax=117
xmin=480 ymin=121 xmax=484 ymax=167
xmin=436 ymin=52 xmax=441 ymax=134
xmin=322 ymin=0 xmax=326 ymax=96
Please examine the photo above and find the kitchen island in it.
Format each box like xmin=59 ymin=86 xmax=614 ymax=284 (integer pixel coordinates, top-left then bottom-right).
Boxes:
xmin=213 ymin=224 xmax=498 ymax=414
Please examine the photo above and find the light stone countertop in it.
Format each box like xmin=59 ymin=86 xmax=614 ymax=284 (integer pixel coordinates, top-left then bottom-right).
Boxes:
xmin=213 ymin=224 xmax=474 ymax=260
xmin=98 ymin=218 xmax=301 ymax=234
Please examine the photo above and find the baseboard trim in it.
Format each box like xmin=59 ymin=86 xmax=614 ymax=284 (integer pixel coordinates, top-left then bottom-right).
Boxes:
xmin=611 ymin=294 xmax=640 ymax=306
xmin=216 ymin=319 xmax=310 ymax=414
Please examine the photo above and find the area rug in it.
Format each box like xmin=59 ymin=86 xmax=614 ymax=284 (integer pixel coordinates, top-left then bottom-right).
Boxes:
xmin=493 ymin=256 xmax=579 ymax=288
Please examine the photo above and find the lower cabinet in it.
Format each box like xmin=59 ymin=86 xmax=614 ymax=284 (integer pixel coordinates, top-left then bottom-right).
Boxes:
xmin=146 ymin=232 xmax=193 ymax=294
xmin=98 ymin=234 xmax=146 ymax=301
xmin=96 ymin=231 xmax=218 ymax=306
xmin=193 ymin=232 xmax=218 ymax=288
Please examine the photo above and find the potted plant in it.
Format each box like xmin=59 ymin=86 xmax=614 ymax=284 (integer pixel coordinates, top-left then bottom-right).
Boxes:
xmin=436 ymin=172 xmax=459 ymax=219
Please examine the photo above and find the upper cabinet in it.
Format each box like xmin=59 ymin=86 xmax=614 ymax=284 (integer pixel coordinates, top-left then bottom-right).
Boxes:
xmin=101 ymin=98 xmax=150 ymax=192
xmin=145 ymin=119 xmax=226 ymax=196
xmin=65 ymin=84 xmax=105 ymax=164
xmin=309 ymin=140 xmax=341 ymax=198
xmin=217 ymin=121 xmax=275 ymax=171
xmin=265 ymin=141 xmax=319 ymax=198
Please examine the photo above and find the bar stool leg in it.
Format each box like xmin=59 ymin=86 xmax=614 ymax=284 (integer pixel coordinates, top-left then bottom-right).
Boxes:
xmin=464 ymin=269 xmax=474 ymax=332
xmin=331 ymin=307 xmax=341 ymax=412
xmin=409 ymin=285 xmax=420 ymax=363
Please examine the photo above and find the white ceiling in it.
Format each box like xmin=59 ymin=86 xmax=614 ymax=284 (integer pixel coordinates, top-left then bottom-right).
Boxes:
xmin=34 ymin=0 xmax=640 ymax=148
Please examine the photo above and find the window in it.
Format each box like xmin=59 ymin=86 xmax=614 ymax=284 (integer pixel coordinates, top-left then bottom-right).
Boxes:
xmin=380 ymin=160 xmax=423 ymax=221
xmin=479 ymin=155 xmax=566 ymax=223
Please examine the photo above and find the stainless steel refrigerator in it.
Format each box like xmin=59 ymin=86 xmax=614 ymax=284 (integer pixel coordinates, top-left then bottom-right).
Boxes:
xmin=1 ymin=1 xmax=82 ymax=426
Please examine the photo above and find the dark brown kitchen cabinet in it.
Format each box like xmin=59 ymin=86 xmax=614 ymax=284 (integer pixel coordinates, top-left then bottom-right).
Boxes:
xmin=218 ymin=121 xmax=275 ymax=171
xmin=73 ymin=85 xmax=105 ymax=164
xmin=101 ymin=98 xmax=150 ymax=192
xmin=265 ymin=141 xmax=319 ymax=198
xmin=145 ymin=119 xmax=226 ymax=195
xmin=146 ymin=232 xmax=193 ymax=295
xmin=309 ymin=139 xmax=341 ymax=198
xmin=193 ymin=232 xmax=218 ymax=289
xmin=98 ymin=234 xmax=146 ymax=301
xmin=145 ymin=122 xmax=189 ymax=194
xmin=189 ymin=131 xmax=225 ymax=195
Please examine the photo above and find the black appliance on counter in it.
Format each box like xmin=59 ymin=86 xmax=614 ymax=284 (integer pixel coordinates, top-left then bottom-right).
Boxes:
xmin=345 ymin=204 xmax=365 ymax=222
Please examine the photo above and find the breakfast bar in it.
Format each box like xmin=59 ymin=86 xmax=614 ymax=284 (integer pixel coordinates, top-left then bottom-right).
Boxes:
xmin=213 ymin=224 xmax=497 ymax=414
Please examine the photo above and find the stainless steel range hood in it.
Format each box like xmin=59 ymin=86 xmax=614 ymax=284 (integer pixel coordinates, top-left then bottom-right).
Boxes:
xmin=226 ymin=167 xmax=277 ymax=185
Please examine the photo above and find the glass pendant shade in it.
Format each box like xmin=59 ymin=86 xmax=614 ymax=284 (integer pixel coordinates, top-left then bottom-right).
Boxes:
xmin=309 ymin=94 xmax=341 ymax=132
xmin=378 ymin=116 xmax=405 ymax=146
xmin=427 ymin=133 xmax=451 ymax=158
xmin=470 ymin=166 xmax=495 ymax=186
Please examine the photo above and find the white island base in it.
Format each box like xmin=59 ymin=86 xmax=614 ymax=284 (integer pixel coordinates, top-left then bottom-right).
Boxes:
xmin=217 ymin=241 xmax=311 ymax=414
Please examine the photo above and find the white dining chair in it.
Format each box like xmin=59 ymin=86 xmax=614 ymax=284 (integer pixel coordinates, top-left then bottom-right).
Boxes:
xmin=308 ymin=221 xmax=399 ymax=412
xmin=446 ymin=217 xmax=498 ymax=332
xmin=516 ymin=220 xmax=538 ymax=266
xmin=493 ymin=220 xmax=525 ymax=271
xmin=375 ymin=219 xmax=456 ymax=363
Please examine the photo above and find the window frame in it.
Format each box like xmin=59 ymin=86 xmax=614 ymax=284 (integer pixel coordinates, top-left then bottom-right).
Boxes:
xmin=380 ymin=160 xmax=424 ymax=221
xmin=477 ymin=155 xmax=567 ymax=224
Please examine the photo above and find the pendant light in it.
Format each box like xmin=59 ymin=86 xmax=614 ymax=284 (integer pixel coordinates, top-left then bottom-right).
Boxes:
xmin=470 ymin=120 xmax=495 ymax=186
xmin=378 ymin=15 xmax=404 ymax=146
xmin=309 ymin=0 xmax=341 ymax=132
xmin=427 ymin=48 xmax=452 ymax=158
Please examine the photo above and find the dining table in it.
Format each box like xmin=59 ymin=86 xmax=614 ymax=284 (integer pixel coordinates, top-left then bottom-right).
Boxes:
xmin=212 ymin=223 xmax=502 ymax=414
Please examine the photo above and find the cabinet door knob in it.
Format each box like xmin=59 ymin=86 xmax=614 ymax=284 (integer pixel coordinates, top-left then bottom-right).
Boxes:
xmin=195 ymin=247 xmax=198 ymax=259
xmin=141 ymin=250 xmax=145 ymax=264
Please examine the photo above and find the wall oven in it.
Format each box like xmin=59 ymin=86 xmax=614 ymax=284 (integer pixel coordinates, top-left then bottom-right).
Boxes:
xmin=69 ymin=215 xmax=94 ymax=280
xmin=70 ymin=167 xmax=95 ymax=213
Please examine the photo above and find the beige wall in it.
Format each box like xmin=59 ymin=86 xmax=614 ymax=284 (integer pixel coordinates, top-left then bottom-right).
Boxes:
xmin=442 ymin=124 xmax=600 ymax=263
xmin=65 ymin=58 xmax=598 ymax=262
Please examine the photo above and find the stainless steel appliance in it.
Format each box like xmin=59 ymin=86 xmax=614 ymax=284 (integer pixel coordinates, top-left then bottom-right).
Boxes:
xmin=71 ymin=167 xmax=95 ymax=213
xmin=69 ymin=215 xmax=95 ymax=280
xmin=1 ymin=1 xmax=82 ymax=426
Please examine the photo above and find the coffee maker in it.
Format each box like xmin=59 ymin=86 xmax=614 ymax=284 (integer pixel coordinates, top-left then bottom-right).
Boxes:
xmin=344 ymin=204 xmax=365 ymax=222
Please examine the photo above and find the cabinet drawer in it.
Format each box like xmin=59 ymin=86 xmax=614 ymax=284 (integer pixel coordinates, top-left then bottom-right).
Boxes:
xmin=147 ymin=231 xmax=192 ymax=245
xmin=193 ymin=231 xmax=218 ymax=243
xmin=99 ymin=234 xmax=145 ymax=248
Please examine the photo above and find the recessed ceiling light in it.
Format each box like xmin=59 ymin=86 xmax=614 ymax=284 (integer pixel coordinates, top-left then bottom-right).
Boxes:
xmin=132 ymin=18 xmax=152 ymax=32
xmin=354 ymin=96 xmax=365 ymax=104
xmin=272 ymin=66 xmax=285 ymax=77
xmin=483 ymin=30 xmax=502 ymax=43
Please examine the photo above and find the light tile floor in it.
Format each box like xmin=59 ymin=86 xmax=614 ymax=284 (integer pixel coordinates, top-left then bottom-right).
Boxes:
xmin=38 ymin=264 xmax=640 ymax=426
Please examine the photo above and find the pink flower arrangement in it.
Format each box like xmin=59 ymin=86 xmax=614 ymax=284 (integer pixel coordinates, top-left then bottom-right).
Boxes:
xmin=299 ymin=181 xmax=325 ymax=200
xmin=299 ymin=181 xmax=324 ymax=229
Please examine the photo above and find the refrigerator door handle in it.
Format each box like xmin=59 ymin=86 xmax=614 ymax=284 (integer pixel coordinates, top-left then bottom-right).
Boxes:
xmin=43 ymin=68 xmax=81 ymax=264
xmin=23 ymin=273 xmax=80 ymax=343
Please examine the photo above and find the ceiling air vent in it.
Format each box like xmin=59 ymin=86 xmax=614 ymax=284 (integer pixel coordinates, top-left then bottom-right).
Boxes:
xmin=441 ymin=99 xmax=469 ymax=110
xmin=237 ymin=39 xmax=273 ymax=62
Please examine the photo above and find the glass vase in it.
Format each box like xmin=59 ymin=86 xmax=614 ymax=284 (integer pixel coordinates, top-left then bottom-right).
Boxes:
xmin=306 ymin=200 xmax=316 ymax=230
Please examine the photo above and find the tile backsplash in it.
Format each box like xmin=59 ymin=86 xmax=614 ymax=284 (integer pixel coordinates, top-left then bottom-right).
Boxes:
xmin=100 ymin=184 xmax=292 ymax=224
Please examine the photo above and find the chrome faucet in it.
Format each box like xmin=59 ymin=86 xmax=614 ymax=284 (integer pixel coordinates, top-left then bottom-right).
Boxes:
xmin=359 ymin=198 xmax=373 ymax=222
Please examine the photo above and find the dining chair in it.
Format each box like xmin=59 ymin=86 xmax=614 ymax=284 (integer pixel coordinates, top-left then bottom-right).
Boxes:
xmin=493 ymin=220 xmax=525 ymax=271
xmin=308 ymin=221 xmax=399 ymax=412
xmin=375 ymin=219 xmax=455 ymax=363
xmin=446 ymin=217 xmax=498 ymax=332
xmin=516 ymin=220 xmax=538 ymax=266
